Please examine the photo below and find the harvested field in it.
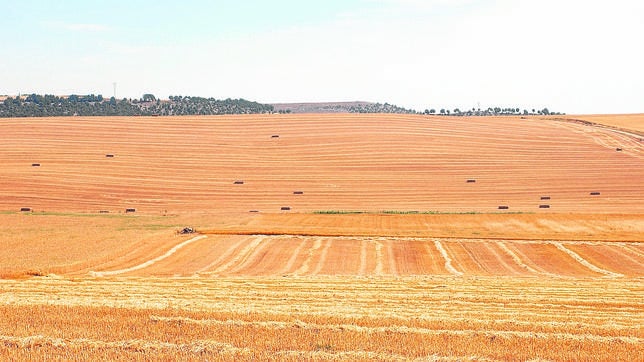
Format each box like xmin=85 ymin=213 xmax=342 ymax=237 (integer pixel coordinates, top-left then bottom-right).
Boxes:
xmin=1 ymin=213 xmax=642 ymax=279
xmin=0 ymin=276 xmax=642 ymax=361
xmin=0 ymin=114 xmax=642 ymax=360
xmin=1 ymin=114 xmax=643 ymax=213
xmin=547 ymin=113 xmax=644 ymax=134
xmin=565 ymin=243 xmax=644 ymax=277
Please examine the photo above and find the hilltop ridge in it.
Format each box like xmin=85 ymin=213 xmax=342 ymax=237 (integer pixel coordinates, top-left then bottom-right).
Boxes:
xmin=270 ymin=101 xmax=416 ymax=114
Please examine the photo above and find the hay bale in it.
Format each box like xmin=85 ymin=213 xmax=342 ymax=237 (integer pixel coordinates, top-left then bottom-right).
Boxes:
xmin=249 ymin=210 xmax=259 ymax=213
xmin=31 ymin=163 xmax=40 ymax=167
xmin=233 ymin=180 xmax=244 ymax=185
xmin=616 ymin=148 xmax=622 ymax=151
xmin=271 ymin=135 xmax=279 ymax=138
xmin=125 ymin=208 xmax=136 ymax=213
xmin=20 ymin=207 xmax=31 ymax=212
xmin=540 ymin=196 xmax=551 ymax=200
xmin=590 ymin=192 xmax=600 ymax=196
xmin=99 ymin=210 xmax=110 ymax=213
xmin=539 ymin=205 xmax=550 ymax=208
xmin=293 ymin=191 xmax=304 ymax=195
xmin=281 ymin=206 xmax=291 ymax=211
xmin=466 ymin=179 xmax=476 ymax=183
xmin=498 ymin=205 xmax=509 ymax=210
xmin=105 ymin=154 xmax=114 ymax=158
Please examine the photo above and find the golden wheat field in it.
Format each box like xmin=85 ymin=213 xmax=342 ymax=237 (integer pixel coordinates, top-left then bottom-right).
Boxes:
xmin=0 ymin=114 xmax=642 ymax=361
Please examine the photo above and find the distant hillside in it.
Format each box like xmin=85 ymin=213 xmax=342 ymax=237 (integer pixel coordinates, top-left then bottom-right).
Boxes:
xmin=271 ymin=101 xmax=417 ymax=114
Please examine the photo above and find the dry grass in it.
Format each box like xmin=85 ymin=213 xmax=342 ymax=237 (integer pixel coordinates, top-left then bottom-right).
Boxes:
xmin=0 ymin=276 xmax=641 ymax=361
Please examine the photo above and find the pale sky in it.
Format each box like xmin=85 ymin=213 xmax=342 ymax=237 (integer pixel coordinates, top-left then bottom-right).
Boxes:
xmin=2 ymin=0 xmax=643 ymax=114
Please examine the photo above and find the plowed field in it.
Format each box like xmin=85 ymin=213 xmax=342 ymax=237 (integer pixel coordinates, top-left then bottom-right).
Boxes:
xmin=0 ymin=114 xmax=642 ymax=360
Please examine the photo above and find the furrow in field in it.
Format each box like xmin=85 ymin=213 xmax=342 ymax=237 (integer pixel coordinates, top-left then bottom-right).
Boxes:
xmin=385 ymin=239 xmax=398 ymax=276
xmin=495 ymin=241 xmax=542 ymax=275
xmin=390 ymin=239 xmax=446 ymax=275
xmin=310 ymin=238 xmax=332 ymax=275
xmin=565 ymin=243 xmax=644 ymax=277
xmin=89 ymin=235 xmax=207 ymax=277
xmin=374 ymin=239 xmax=385 ymax=276
xmin=433 ymin=239 xmax=463 ymax=276
xmin=358 ymin=238 xmax=368 ymax=275
xmin=552 ymin=242 xmax=624 ymax=277
xmin=293 ymin=237 xmax=323 ymax=275
xmin=0 ymin=333 xmax=492 ymax=362
xmin=619 ymin=243 xmax=644 ymax=258
xmin=125 ymin=235 xmax=219 ymax=277
xmin=279 ymin=238 xmax=309 ymax=275
xmin=461 ymin=241 xmax=531 ymax=276
xmin=195 ymin=235 xmax=255 ymax=275
xmin=316 ymin=238 xmax=362 ymax=275
xmin=224 ymin=236 xmax=275 ymax=275
xmin=228 ymin=236 xmax=308 ymax=276
xmin=422 ymin=243 xmax=451 ymax=274
xmin=0 ymin=334 xmax=251 ymax=356
xmin=149 ymin=316 xmax=643 ymax=344
xmin=507 ymin=242 xmax=604 ymax=277
xmin=499 ymin=242 xmax=559 ymax=277
xmin=206 ymin=235 xmax=266 ymax=275
xmin=441 ymin=241 xmax=490 ymax=275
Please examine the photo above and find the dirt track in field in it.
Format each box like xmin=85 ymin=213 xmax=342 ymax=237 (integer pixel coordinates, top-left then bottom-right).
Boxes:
xmin=547 ymin=113 xmax=644 ymax=134
xmin=1 ymin=114 xmax=643 ymax=214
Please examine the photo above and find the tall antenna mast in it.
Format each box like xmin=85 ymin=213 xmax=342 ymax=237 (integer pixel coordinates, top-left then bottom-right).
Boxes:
xmin=113 ymin=82 xmax=116 ymax=99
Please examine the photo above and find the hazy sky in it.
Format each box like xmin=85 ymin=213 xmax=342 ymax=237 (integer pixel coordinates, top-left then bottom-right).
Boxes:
xmin=2 ymin=0 xmax=643 ymax=113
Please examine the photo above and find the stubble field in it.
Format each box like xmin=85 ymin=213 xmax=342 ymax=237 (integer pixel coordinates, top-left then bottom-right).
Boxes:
xmin=0 ymin=114 xmax=642 ymax=360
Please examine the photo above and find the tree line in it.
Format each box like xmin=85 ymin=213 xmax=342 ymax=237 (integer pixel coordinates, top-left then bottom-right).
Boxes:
xmin=348 ymin=102 xmax=416 ymax=114
xmin=0 ymin=94 xmax=274 ymax=117
xmin=0 ymin=93 xmax=563 ymax=117
xmin=422 ymin=107 xmax=562 ymax=116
